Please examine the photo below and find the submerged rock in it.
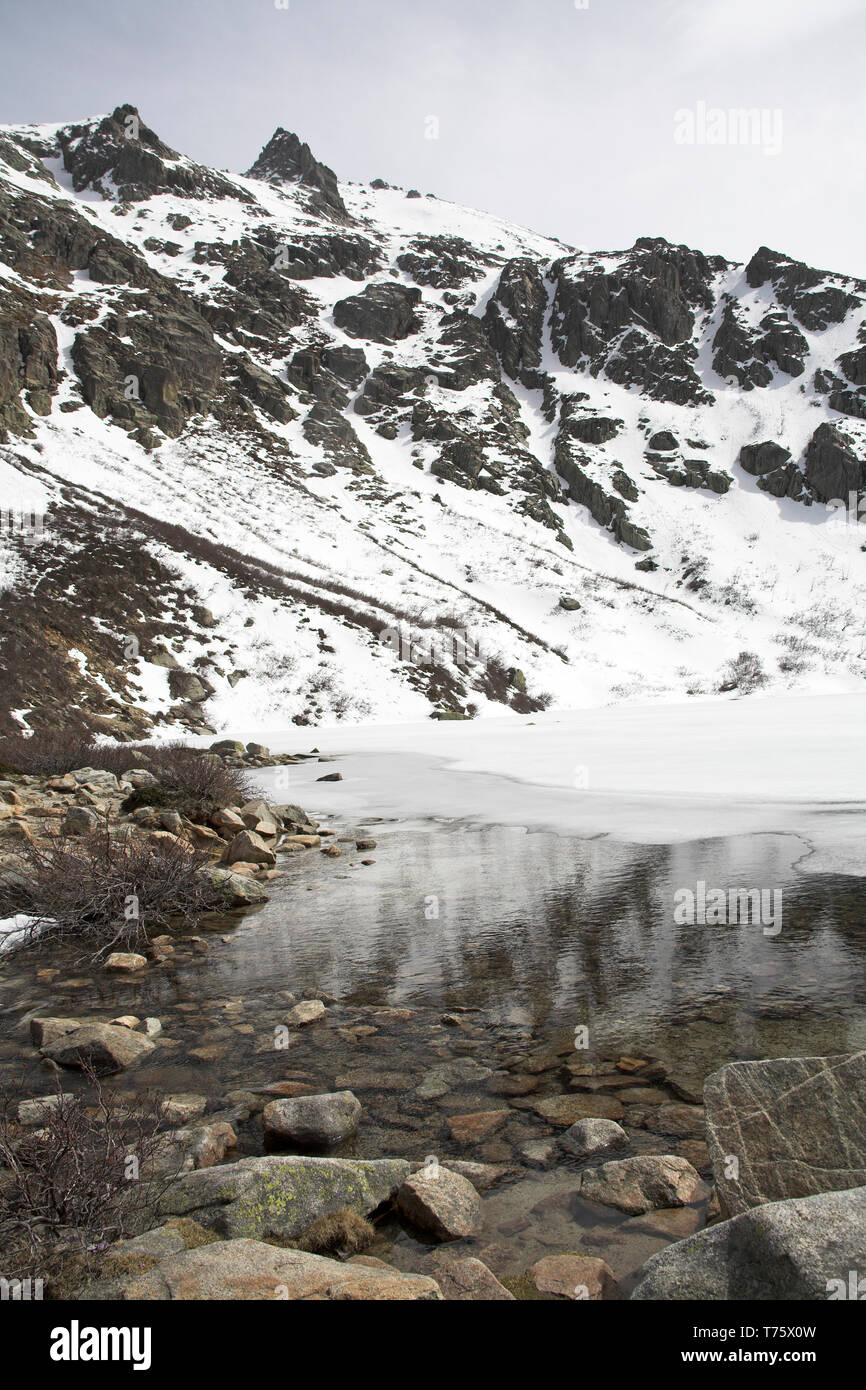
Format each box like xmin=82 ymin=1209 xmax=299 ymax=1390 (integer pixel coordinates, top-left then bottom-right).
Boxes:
xmin=286 ymin=999 xmax=325 ymax=1027
xmin=578 ymin=1155 xmax=706 ymax=1215
xmin=558 ymin=1117 xmax=629 ymax=1159
xmin=40 ymin=1021 xmax=156 ymax=1074
xmin=263 ymin=1091 xmax=361 ymax=1147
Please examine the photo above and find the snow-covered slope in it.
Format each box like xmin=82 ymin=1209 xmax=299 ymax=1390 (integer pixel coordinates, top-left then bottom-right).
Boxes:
xmin=1 ymin=105 xmax=865 ymax=739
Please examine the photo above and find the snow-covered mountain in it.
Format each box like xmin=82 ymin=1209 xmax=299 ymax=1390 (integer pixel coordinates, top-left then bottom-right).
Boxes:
xmin=1 ymin=104 xmax=865 ymax=739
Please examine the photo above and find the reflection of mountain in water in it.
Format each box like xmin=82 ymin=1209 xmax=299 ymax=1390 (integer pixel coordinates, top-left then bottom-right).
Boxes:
xmin=203 ymin=824 xmax=866 ymax=1092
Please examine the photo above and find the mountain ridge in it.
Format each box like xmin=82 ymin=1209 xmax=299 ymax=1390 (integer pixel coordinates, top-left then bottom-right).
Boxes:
xmin=1 ymin=104 xmax=865 ymax=740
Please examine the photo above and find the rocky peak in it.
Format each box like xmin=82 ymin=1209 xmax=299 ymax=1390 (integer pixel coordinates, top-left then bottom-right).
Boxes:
xmin=746 ymin=245 xmax=863 ymax=332
xmin=245 ymin=127 xmax=346 ymax=218
xmin=56 ymin=104 xmax=252 ymax=205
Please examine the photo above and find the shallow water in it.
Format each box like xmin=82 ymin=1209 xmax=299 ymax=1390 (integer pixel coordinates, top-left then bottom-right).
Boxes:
xmin=206 ymin=819 xmax=866 ymax=1088
xmin=2 ymin=817 xmax=865 ymax=1288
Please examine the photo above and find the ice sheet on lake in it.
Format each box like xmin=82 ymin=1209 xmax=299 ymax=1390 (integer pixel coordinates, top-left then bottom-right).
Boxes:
xmin=241 ymin=692 xmax=866 ymax=875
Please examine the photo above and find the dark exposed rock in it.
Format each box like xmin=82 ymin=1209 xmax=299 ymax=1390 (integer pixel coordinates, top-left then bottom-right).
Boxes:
xmin=549 ymin=237 xmax=719 ymax=404
xmin=303 ymin=400 xmax=373 ymax=472
xmin=333 ymin=282 xmax=423 ymax=343
xmin=804 ymin=422 xmax=866 ymax=503
xmin=739 ymin=440 xmax=806 ymax=499
xmin=647 ymin=430 xmax=678 ymax=452
xmin=70 ymin=301 xmax=222 ymax=438
xmin=231 ymin=357 xmax=296 ymax=423
xmin=484 ymin=256 xmax=548 ymax=385
xmin=745 ymin=245 xmax=862 ymax=332
xmin=321 ymin=344 xmax=369 ymax=386
xmin=354 ymin=363 xmax=428 ymax=415
xmin=397 ymin=235 xmax=489 ymax=289
xmin=0 ymin=308 xmax=59 ymax=437
xmin=838 ymin=342 xmax=866 ymax=387
xmin=561 ymin=411 xmax=621 ymax=445
xmin=435 ymin=311 xmax=500 ymax=389
xmin=711 ymin=299 xmax=773 ymax=390
xmin=266 ymin=230 xmax=379 ymax=281
xmin=739 ymin=440 xmax=792 ymax=476
xmin=58 ymin=105 xmax=253 ymax=206
xmin=604 ymin=330 xmax=710 ymax=405
xmin=758 ymin=311 xmax=808 ymax=377
xmin=554 ymin=405 xmax=652 ymax=550
xmin=245 ymin=127 xmax=347 ymax=218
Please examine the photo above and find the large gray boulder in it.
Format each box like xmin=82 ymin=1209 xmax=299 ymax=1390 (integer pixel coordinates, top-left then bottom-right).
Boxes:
xmin=704 ymin=1052 xmax=866 ymax=1215
xmin=160 ymin=1154 xmax=409 ymax=1239
xmin=79 ymin=1238 xmax=442 ymax=1300
xmin=632 ymin=1186 xmax=866 ymax=1300
xmin=333 ymin=282 xmax=422 ymax=344
xmin=804 ymin=422 xmax=866 ymax=503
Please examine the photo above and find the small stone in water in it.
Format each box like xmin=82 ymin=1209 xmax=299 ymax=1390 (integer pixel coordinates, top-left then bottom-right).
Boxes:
xmin=103 ymin=952 xmax=147 ymax=973
xmin=287 ymin=999 xmax=326 ymax=1027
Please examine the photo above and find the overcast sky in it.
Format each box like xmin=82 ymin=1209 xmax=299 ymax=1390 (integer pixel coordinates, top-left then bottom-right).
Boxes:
xmin=2 ymin=0 xmax=864 ymax=276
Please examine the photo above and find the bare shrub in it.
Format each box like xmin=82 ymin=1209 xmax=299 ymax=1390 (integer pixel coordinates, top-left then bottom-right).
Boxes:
xmin=15 ymin=831 xmax=217 ymax=959
xmin=140 ymin=741 xmax=258 ymax=811
xmin=0 ymin=1069 xmax=181 ymax=1284
xmin=719 ymin=650 xmax=767 ymax=694
xmin=0 ymin=733 xmax=257 ymax=814
xmin=0 ymin=730 xmax=134 ymax=778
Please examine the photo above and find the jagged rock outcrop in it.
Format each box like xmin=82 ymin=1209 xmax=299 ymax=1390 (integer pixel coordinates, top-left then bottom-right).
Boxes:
xmin=333 ymin=282 xmax=423 ymax=342
xmin=554 ymin=398 xmax=651 ymax=550
xmin=246 ymin=126 xmax=347 ymax=217
xmin=549 ymin=236 xmax=721 ymax=404
xmin=397 ymin=235 xmax=489 ymax=289
xmin=712 ymin=299 xmax=773 ymax=389
xmin=484 ymin=256 xmax=548 ymax=385
xmin=70 ymin=303 xmax=223 ymax=440
xmin=58 ymin=104 xmax=252 ymax=205
xmin=746 ymin=245 xmax=863 ymax=332
xmin=804 ymin=422 xmax=866 ymax=502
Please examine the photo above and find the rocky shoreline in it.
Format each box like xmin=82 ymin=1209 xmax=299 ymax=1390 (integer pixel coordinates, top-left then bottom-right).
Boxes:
xmin=1 ymin=742 xmax=864 ymax=1300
